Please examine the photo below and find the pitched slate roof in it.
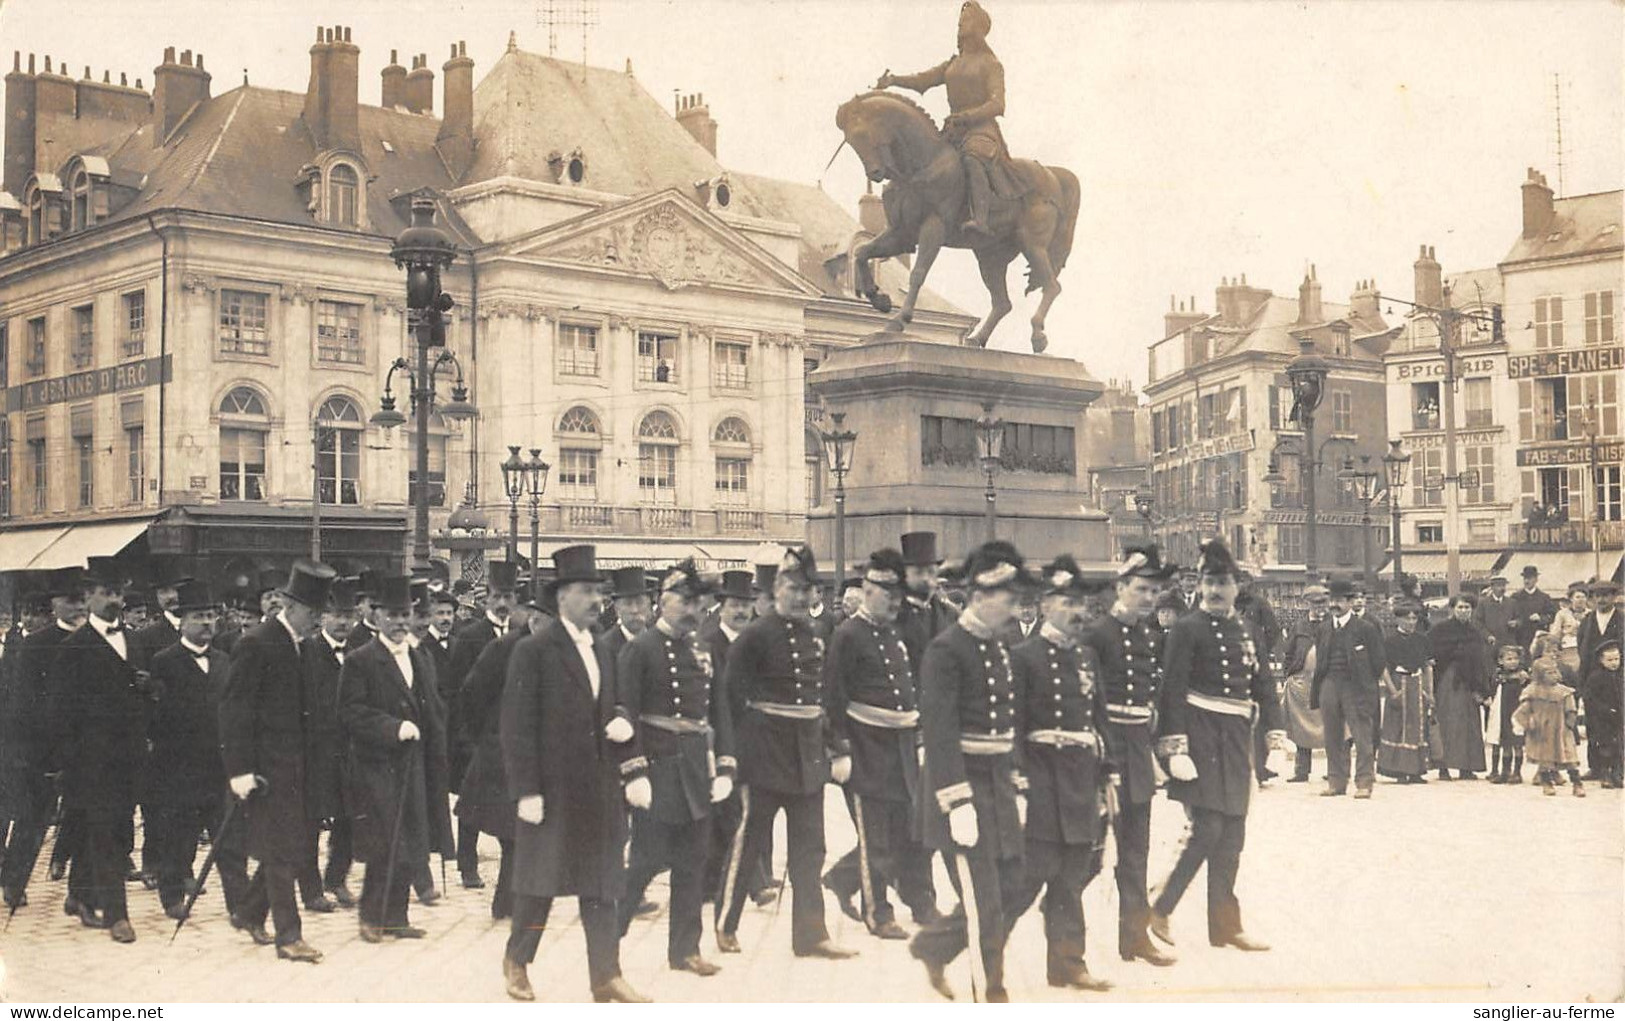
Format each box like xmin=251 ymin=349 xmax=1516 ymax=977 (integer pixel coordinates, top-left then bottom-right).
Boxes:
xmin=1502 ymin=190 xmax=1623 ymax=266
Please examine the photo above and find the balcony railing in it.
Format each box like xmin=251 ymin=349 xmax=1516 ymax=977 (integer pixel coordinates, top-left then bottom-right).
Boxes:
xmin=564 ymin=504 xmax=615 ymax=530
xmin=720 ymin=509 xmax=763 ymax=532
xmin=1533 ymin=420 xmax=1568 ymax=442
xmin=641 ymin=507 xmax=693 ymax=532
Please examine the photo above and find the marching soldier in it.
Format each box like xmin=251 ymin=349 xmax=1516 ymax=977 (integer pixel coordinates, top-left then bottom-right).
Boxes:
xmin=219 ymin=559 xmax=337 ymax=962
xmin=822 ymin=548 xmax=938 ymax=938
xmin=1149 ymin=540 xmax=1287 ymax=954
xmin=1004 ymin=557 xmax=1113 ymax=991
xmin=616 ymin=560 xmax=735 ymax=977
xmin=1080 ymin=544 xmax=1177 ymax=967
xmin=909 ymin=540 xmax=1035 ymax=1002
xmin=716 ymin=548 xmax=857 ymax=961
xmin=499 ymin=545 xmax=648 ymax=1004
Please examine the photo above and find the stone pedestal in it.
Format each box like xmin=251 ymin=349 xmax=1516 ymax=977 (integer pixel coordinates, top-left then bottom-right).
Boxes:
xmin=807 ymin=334 xmax=1109 ymax=568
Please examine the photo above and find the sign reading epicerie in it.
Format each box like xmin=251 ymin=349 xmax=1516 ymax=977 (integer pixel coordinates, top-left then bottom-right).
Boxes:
xmin=1392 ymin=356 xmax=1499 ymax=380
xmin=5 ymin=356 xmax=173 ymax=413
xmin=1506 ymin=345 xmax=1624 ymax=379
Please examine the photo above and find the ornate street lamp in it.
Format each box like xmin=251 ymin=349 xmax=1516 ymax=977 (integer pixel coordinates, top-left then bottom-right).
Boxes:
xmin=1339 ymin=454 xmax=1381 ymax=591
xmin=1285 ymin=335 xmax=1330 ymax=582
xmin=382 ymin=196 xmax=469 ymax=569
xmin=524 ymin=447 xmax=551 ymax=600
xmin=820 ymin=412 xmax=858 ymax=591
xmin=976 ymin=402 xmax=1005 ymax=541
xmin=1383 ymin=439 xmax=1412 ymax=591
xmin=500 ymin=445 xmax=526 ymax=564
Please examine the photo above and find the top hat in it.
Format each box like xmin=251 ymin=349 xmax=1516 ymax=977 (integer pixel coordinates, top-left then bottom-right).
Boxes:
xmin=717 ymin=570 xmax=754 ymax=602
xmin=609 ymin=567 xmax=649 ymax=600
xmin=1195 ymin=540 xmax=1241 ymax=580
xmin=327 ymin=577 xmax=362 ymax=612
xmin=861 ymin=548 xmax=907 ymax=591
xmin=900 ymin=531 xmax=942 ymax=567
xmin=753 ymin=563 xmax=778 ymax=593
xmin=149 ymin=561 xmax=194 ymax=591
xmin=486 ymin=560 xmax=520 ymax=595
xmin=659 ymin=558 xmax=711 ymax=599
xmin=172 ymin=579 xmax=217 ymax=614
xmin=1327 ymin=578 xmax=1357 ymax=599
xmin=962 ymin=540 xmax=1032 ymax=594
xmin=430 ymin=589 xmax=459 ymax=608
xmin=551 ymin=545 xmax=602 ymax=588
xmin=777 ymin=547 xmax=821 ymax=587
xmin=279 ymin=560 xmax=338 ymax=609
xmin=84 ymin=556 xmax=125 ymax=591
xmin=1521 ymin=564 xmax=1540 ymax=578
xmin=356 ymin=569 xmax=382 ymax=599
xmin=372 ymin=575 xmax=415 ymax=614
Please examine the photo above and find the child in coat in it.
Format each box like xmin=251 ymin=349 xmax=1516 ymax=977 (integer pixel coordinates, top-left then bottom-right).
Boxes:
xmin=1486 ymin=644 xmax=1528 ymax=784
xmin=1582 ymin=641 xmax=1622 ymax=789
xmin=1511 ymin=657 xmax=1584 ymax=797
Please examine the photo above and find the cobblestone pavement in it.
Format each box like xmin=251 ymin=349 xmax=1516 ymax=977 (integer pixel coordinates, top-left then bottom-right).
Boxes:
xmin=1 ymin=770 xmax=1619 ymax=1003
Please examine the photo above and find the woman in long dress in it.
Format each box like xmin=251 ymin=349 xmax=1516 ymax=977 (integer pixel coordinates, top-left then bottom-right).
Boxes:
xmin=1429 ymin=595 xmax=1491 ymax=780
xmin=1379 ymin=600 xmax=1433 ymax=782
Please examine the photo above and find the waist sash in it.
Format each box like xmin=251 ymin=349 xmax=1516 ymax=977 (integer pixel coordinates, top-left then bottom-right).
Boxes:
xmin=1025 ymin=728 xmax=1100 ymax=750
xmin=642 ymin=714 xmax=711 ymax=735
xmin=1187 ymin=690 xmax=1253 ymax=718
xmin=846 ymin=703 xmax=920 ymax=729
xmin=749 ymin=701 xmax=824 ymax=721
xmin=1106 ymin=703 xmax=1154 ymax=725
xmin=959 ymin=732 xmax=1015 ymax=755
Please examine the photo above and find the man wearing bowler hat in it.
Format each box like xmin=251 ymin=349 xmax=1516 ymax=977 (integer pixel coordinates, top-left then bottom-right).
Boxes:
xmin=220 ymin=559 xmax=336 ymax=962
xmin=500 ymin=545 xmax=648 ymax=1003
xmin=1507 ymin=565 xmax=1557 ymax=654
xmin=339 ymin=575 xmax=452 ymax=943
xmin=1310 ymin=579 xmax=1389 ymax=799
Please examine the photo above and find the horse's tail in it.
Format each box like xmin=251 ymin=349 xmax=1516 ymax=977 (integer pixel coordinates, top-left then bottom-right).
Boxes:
xmin=1048 ymin=166 xmax=1081 ymax=279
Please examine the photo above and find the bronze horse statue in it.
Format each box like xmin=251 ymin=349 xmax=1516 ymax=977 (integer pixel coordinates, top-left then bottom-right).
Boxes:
xmin=835 ymin=91 xmax=1079 ymax=352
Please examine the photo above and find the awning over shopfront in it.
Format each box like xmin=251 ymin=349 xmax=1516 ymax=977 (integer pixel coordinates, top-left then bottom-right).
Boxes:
xmin=1499 ymin=550 xmax=1625 ymax=587
xmin=0 ymin=524 xmax=71 ymax=571
xmin=1384 ymin=550 xmax=1510 ymax=582
xmin=25 ymin=518 xmax=155 ymax=570
xmin=587 ymin=541 xmax=753 ymax=571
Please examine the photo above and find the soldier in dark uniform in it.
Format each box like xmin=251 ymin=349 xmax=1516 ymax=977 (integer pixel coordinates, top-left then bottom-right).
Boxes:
xmin=616 ymin=560 xmax=735 ymax=976
xmin=444 ymin=560 xmax=519 ymax=889
xmin=909 ymin=541 xmax=1035 ymax=1002
xmin=822 ymin=549 xmax=937 ymax=939
xmin=1003 ymin=557 xmax=1114 ymax=990
xmin=1149 ymin=540 xmax=1286 ymax=954
xmin=715 ymin=548 xmax=856 ymax=960
xmin=1080 ymin=544 xmax=1176 ymax=968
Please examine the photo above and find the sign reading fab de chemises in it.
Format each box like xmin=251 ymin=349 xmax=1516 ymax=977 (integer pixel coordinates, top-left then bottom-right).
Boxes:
xmin=5 ymin=356 xmax=173 ymax=413
xmin=1515 ymin=440 xmax=1625 ymax=467
xmin=1506 ymin=345 xmax=1624 ymax=379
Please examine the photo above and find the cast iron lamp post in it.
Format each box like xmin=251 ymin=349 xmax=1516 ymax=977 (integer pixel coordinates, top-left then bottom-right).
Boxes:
xmin=976 ymin=402 xmax=1005 ymax=541
xmin=820 ymin=412 xmax=857 ymax=591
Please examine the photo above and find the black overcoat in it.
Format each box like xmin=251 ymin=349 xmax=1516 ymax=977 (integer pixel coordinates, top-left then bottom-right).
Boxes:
xmin=54 ymin=622 xmax=148 ymax=824
xmin=0 ymin=625 xmax=70 ymax=818
xmin=146 ymin=642 xmax=228 ymax=810
xmin=455 ymin=629 xmax=526 ymax=840
xmin=219 ymin=618 xmax=312 ymax=863
xmin=300 ymin=635 xmax=349 ymax=824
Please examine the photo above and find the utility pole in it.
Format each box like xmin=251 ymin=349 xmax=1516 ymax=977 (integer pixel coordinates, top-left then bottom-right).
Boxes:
xmin=1437 ymin=283 xmax=1463 ymax=596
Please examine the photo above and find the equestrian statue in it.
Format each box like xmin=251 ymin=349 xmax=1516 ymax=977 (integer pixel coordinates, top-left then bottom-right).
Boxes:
xmin=836 ymin=0 xmax=1079 ymax=353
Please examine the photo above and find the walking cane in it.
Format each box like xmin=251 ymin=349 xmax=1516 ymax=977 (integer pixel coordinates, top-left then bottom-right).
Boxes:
xmin=852 ymin=793 xmax=878 ymax=932
xmin=169 ymin=776 xmax=265 ymax=943
xmin=950 ymin=851 xmax=988 ymax=1003
xmin=379 ymin=741 xmax=421 ymax=931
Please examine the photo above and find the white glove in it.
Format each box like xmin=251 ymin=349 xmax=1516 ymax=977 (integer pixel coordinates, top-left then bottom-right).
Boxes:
xmin=624 ymin=776 xmax=653 ymax=810
xmin=228 ymin=773 xmax=257 ymax=800
xmin=1511 ymin=721 xmax=1525 ymax=737
xmin=1015 ymin=794 xmax=1027 ymax=829
xmin=1267 ymin=730 xmax=1293 ymax=753
xmin=710 ymin=775 xmax=733 ymax=803
xmin=948 ymin=803 xmax=979 ymax=847
xmin=830 ymin=756 xmax=852 ymax=785
xmin=917 ymin=745 xmax=926 ymax=767
xmin=398 ymin=720 xmax=421 ymax=742
xmin=516 ymin=794 xmax=545 ymax=825
xmin=1168 ymin=754 xmax=1199 ymax=782
xmin=604 ymin=716 xmax=634 ymax=744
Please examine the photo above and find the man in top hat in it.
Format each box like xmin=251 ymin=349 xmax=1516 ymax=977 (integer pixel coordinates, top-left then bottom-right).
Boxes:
xmin=1507 ymin=565 xmax=1557 ymax=654
xmin=1310 ymin=579 xmax=1390 ymax=799
xmin=303 ymin=577 xmax=361 ymax=908
xmin=822 ymin=548 xmax=938 ymax=940
xmin=52 ymin=557 xmax=150 ymax=943
xmin=0 ymin=568 xmax=84 ymax=912
xmin=751 ymin=563 xmax=778 ymax=619
xmin=701 ymin=570 xmax=775 ymax=913
xmin=144 ymin=579 xmax=249 ymax=919
xmin=1079 ymin=543 xmax=1177 ymax=968
xmin=1473 ymin=574 xmax=1515 ymax=649
xmin=1280 ymin=585 xmax=1330 ymax=783
xmin=343 ymin=571 xmax=383 ymax=654
xmin=897 ymin=531 xmax=955 ymax=671
xmin=338 ymin=575 xmax=452 ymax=944
xmin=445 ymin=559 xmax=520 ymax=890
xmin=1003 ymin=556 xmax=1115 ymax=991
xmin=716 ymin=547 xmax=858 ymax=961
xmin=615 ymin=559 xmax=735 ymax=977
xmin=1149 ymin=540 xmax=1287 ymax=954
xmin=601 ymin=566 xmax=653 ymax=662
xmin=500 ymin=545 xmax=648 ymax=1003
xmin=219 ymin=559 xmax=337 ymax=962
xmin=909 ymin=540 xmax=1033 ymax=1001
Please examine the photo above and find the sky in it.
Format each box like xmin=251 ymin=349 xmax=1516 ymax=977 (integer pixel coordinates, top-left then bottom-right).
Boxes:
xmin=2 ymin=0 xmax=1620 ymax=391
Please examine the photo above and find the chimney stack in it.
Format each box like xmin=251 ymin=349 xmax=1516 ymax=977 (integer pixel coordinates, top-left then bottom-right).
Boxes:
xmin=1521 ymin=166 xmax=1554 ymax=239
xmin=404 ymin=53 xmax=434 ymax=115
xmin=1413 ymin=245 xmax=1442 ymax=308
xmin=303 ymin=25 xmax=359 ymax=151
xmin=437 ymin=41 xmax=474 ymax=178
xmin=152 ymin=43 xmax=212 ymax=147
xmin=1164 ymin=295 xmax=1206 ymax=337
xmin=858 ymin=186 xmax=886 ymax=236
xmin=5 ymin=53 xmax=38 ymax=197
xmin=381 ymin=48 xmax=406 ymax=109
xmin=1297 ymin=263 xmax=1322 ymax=324
xmin=675 ymin=92 xmax=717 ymax=156
xmin=1349 ymin=278 xmax=1381 ymax=322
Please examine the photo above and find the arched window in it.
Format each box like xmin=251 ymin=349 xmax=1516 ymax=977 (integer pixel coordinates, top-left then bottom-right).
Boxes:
xmin=328 ymin=164 xmax=359 ymax=227
xmin=713 ymin=417 xmax=751 ymax=507
xmin=316 ymin=395 xmax=363 ymax=505
xmin=219 ymin=387 xmax=269 ymax=501
xmin=70 ymin=172 xmax=91 ymax=231
xmin=408 ymin=411 xmax=448 ymax=507
xmin=804 ymin=427 xmax=824 ymax=508
xmin=637 ymin=411 xmax=679 ymax=504
xmin=24 ymin=185 xmax=43 ymax=244
xmin=557 ymin=406 xmax=602 ymax=501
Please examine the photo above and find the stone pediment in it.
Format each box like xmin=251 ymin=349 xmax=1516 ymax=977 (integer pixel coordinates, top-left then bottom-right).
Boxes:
xmin=498 ymin=191 xmax=818 ymax=296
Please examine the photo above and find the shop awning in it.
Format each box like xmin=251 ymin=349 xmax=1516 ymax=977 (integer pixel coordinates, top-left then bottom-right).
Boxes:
xmin=0 ymin=525 xmax=72 ymax=572
xmin=25 ymin=518 xmax=153 ymax=570
xmin=587 ymin=541 xmax=752 ymax=570
xmin=1500 ymin=550 xmax=1625 ymax=587
xmin=1385 ymin=550 xmax=1510 ymax=581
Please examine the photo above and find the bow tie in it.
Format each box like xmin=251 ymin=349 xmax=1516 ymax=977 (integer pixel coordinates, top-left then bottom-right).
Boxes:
xmin=192 ymin=651 xmax=210 ymax=661
xmin=106 ymin=624 xmax=126 ymax=635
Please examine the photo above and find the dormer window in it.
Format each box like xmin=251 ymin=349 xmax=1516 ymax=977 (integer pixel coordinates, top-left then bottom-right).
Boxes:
xmin=328 ymin=164 xmax=359 ymax=227
xmin=71 ymin=171 xmax=90 ymax=231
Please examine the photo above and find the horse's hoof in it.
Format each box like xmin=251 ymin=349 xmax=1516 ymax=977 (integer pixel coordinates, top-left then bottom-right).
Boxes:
xmin=1031 ymin=332 xmax=1048 ymax=354
xmin=869 ymin=291 xmax=894 ymax=314
xmin=884 ymin=317 xmax=907 ymax=333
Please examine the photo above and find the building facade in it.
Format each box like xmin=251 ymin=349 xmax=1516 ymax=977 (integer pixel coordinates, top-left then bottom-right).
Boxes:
xmin=1145 ymin=268 xmax=1393 ymax=592
xmin=0 ymin=27 xmax=973 ymax=591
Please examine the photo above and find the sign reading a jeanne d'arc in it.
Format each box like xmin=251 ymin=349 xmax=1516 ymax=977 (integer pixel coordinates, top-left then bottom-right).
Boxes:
xmin=1506 ymin=345 xmax=1624 ymax=379
xmin=5 ymin=356 xmax=173 ymax=414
